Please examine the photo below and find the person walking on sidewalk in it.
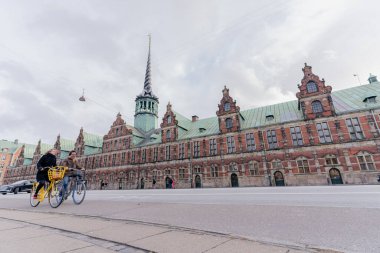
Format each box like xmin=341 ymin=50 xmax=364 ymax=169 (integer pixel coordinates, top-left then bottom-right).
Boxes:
xmin=34 ymin=148 xmax=59 ymax=198
xmin=62 ymin=150 xmax=85 ymax=198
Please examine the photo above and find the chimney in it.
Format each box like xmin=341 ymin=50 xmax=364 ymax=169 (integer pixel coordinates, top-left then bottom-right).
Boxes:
xmin=192 ymin=115 xmax=199 ymax=122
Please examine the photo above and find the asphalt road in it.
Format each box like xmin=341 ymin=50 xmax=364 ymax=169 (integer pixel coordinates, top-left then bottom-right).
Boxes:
xmin=1 ymin=185 xmax=380 ymax=253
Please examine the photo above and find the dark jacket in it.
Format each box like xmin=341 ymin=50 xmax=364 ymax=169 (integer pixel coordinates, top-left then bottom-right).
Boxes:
xmin=37 ymin=153 xmax=57 ymax=171
xmin=36 ymin=153 xmax=57 ymax=182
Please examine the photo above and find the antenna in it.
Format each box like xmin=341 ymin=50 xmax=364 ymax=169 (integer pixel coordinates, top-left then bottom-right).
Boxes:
xmin=353 ymin=74 xmax=362 ymax=85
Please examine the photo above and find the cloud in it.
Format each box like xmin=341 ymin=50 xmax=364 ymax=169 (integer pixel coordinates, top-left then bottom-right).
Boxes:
xmin=0 ymin=0 xmax=379 ymax=145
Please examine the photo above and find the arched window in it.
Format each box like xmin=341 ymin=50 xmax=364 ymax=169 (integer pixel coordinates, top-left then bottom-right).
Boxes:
xmin=296 ymin=157 xmax=309 ymax=173
xmin=129 ymin=171 xmax=135 ymax=181
xmin=226 ymin=118 xmax=233 ymax=129
xmin=224 ymin=102 xmax=231 ymax=112
xmin=357 ymin=151 xmax=375 ymax=171
xmin=210 ymin=165 xmax=218 ymax=177
xmin=312 ymin=101 xmax=323 ymax=113
xmin=307 ymin=81 xmax=318 ymax=93
xmin=166 ymin=130 xmax=171 ymax=141
xmin=167 ymin=115 xmax=172 ymax=124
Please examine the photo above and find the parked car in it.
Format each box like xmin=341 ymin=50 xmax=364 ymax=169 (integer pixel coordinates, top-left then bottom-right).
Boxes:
xmin=0 ymin=180 xmax=34 ymax=195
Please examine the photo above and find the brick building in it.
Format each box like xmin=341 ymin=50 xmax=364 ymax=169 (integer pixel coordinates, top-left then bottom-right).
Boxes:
xmin=2 ymin=43 xmax=380 ymax=189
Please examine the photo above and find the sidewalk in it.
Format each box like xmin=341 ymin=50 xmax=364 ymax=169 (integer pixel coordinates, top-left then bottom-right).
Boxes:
xmin=0 ymin=209 xmax=338 ymax=253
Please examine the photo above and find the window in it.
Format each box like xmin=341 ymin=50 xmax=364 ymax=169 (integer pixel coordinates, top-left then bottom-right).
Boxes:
xmin=153 ymin=147 xmax=158 ymax=162
xmin=165 ymin=145 xmax=171 ymax=160
xmin=267 ymin=130 xmax=278 ymax=149
xmin=312 ymin=101 xmax=323 ymax=113
xmin=363 ymin=96 xmax=376 ymax=103
xmin=167 ymin=115 xmax=172 ymax=124
xmin=165 ymin=169 xmax=171 ymax=175
xmin=272 ymin=160 xmax=282 ymax=169
xmin=178 ymin=143 xmax=185 ymax=159
xmin=129 ymin=171 xmax=135 ymax=181
xmin=297 ymin=158 xmax=309 ymax=173
xmin=121 ymin=152 xmax=126 ymax=164
xmin=166 ymin=130 xmax=171 ymax=141
xmin=142 ymin=149 xmax=146 ymax=162
xmin=226 ymin=118 xmax=233 ymax=129
xmin=246 ymin=133 xmax=256 ymax=151
xmin=316 ymin=122 xmax=332 ymax=143
xmin=224 ymin=102 xmax=231 ymax=112
xmin=248 ymin=161 xmax=259 ymax=175
xmin=357 ymin=152 xmax=375 ymax=171
xmin=152 ymin=170 xmax=158 ymax=180
xmin=226 ymin=136 xmax=236 ymax=153
xmin=131 ymin=151 xmax=135 ymax=163
xmin=194 ymin=167 xmax=201 ymax=174
xmin=193 ymin=141 xmax=200 ymax=158
xmin=103 ymin=156 xmax=108 ymax=167
xmin=325 ymin=155 xmax=338 ymax=165
xmin=209 ymin=139 xmax=217 ymax=155
xmin=307 ymin=81 xmax=318 ymax=93
xmin=210 ymin=165 xmax=218 ymax=177
xmin=179 ymin=168 xmax=185 ymax=179
xmin=346 ymin=118 xmax=364 ymax=140
xmin=229 ymin=162 xmax=238 ymax=172
xmin=112 ymin=154 xmax=116 ymax=166
xmin=290 ymin=126 xmax=303 ymax=146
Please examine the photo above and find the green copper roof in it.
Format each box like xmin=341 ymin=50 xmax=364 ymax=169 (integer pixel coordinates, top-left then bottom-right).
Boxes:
xmin=60 ymin=138 xmax=75 ymax=151
xmin=0 ymin=140 xmax=21 ymax=153
xmin=83 ymin=132 xmax=103 ymax=148
xmin=84 ymin=146 xmax=102 ymax=156
xmin=134 ymin=82 xmax=380 ymax=146
xmin=23 ymin=144 xmax=36 ymax=159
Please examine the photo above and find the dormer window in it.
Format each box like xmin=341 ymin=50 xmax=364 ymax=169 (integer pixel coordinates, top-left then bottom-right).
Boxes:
xmin=199 ymin=128 xmax=206 ymax=133
xmin=226 ymin=118 xmax=233 ymax=129
xmin=266 ymin=115 xmax=274 ymax=121
xmin=307 ymin=81 xmax=318 ymax=93
xmin=312 ymin=100 xmax=323 ymax=113
xmin=363 ymin=96 xmax=377 ymax=104
xmin=167 ymin=115 xmax=172 ymax=124
xmin=224 ymin=102 xmax=230 ymax=112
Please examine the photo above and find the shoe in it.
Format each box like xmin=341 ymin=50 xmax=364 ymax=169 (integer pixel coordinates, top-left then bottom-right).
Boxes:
xmin=33 ymin=194 xmax=38 ymax=199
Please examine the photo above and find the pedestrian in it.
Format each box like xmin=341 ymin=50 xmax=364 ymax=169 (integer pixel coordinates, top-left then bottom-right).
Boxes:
xmin=152 ymin=178 xmax=156 ymax=189
xmin=33 ymin=148 xmax=59 ymax=199
xmin=172 ymin=179 xmax=176 ymax=189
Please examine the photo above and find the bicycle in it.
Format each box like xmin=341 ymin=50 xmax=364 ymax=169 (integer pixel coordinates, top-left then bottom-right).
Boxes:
xmin=63 ymin=169 xmax=86 ymax=205
xmin=30 ymin=166 xmax=67 ymax=208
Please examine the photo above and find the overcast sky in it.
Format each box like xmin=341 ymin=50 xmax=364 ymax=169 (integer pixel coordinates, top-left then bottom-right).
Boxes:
xmin=0 ymin=0 xmax=379 ymax=145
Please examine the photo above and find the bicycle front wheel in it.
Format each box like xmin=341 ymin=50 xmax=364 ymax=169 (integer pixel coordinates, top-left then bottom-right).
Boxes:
xmin=30 ymin=183 xmax=40 ymax=207
xmin=72 ymin=181 xmax=86 ymax=205
xmin=48 ymin=180 xmax=64 ymax=208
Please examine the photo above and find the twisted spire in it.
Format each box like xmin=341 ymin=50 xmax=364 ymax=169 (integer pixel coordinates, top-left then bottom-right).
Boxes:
xmin=138 ymin=34 xmax=157 ymax=99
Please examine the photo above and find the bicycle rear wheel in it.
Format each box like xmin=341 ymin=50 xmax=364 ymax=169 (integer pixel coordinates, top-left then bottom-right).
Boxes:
xmin=48 ymin=180 xmax=64 ymax=208
xmin=30 ymin=183 xmax=40 ymax=207
xmin=72 ymin=181 xmax=86 ymax=205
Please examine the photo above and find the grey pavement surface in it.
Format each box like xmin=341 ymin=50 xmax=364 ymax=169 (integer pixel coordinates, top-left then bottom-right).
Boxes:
xmin=1 ymin=185 xmax=379 ymax=252
xmin=0 ymin=209 xmax=324 ymax=253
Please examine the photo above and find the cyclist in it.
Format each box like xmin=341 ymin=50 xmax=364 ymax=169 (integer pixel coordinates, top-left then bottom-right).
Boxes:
xmin=34 ymin=148 xmax=59 ymax=199
xmin=62 ymin=150 xmax=85 ymax=198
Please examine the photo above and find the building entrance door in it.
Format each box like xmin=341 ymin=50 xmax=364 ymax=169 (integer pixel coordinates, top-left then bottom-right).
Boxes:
xmin=329 ymin=168 xmax=343 ymax=184
xmin=231 ymin=173 xmax=239 ymax=187
xmin=165 ymin=177 xmax=172 ymax=189
xmin=195 ymin=175 xmax=202 ymax=188
xmin=140 ymin=178 xmax=145 ymax=189
xmin=274 ymin=171 xmax=285 ymax=186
